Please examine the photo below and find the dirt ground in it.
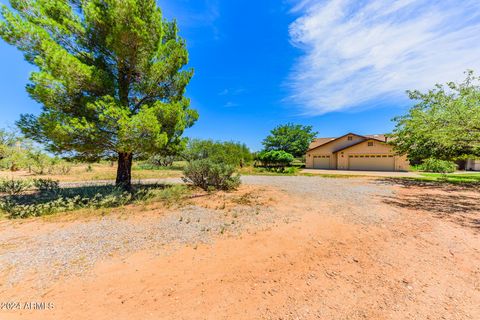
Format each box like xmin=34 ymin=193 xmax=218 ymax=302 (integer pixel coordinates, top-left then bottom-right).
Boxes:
xmin=0 ymin=176 xmax=479 ymax=320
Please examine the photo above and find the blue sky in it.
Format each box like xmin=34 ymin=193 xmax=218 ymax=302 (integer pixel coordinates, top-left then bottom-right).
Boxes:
xmin=1 ymin=0 xmax=480 ymax=151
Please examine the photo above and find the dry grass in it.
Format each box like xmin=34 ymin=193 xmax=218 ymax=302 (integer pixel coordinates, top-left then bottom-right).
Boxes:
xmin=0 ymin=163 xmax=182 ymax=182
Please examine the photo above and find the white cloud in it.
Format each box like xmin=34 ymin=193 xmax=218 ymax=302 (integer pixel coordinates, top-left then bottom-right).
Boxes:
xmin=288 ymin=0 xmax=480 ymax=115
xmin=224 ymin=101 xmax=239 ymax=108
xmin=218 ymin=87 xmax=246 ymax=96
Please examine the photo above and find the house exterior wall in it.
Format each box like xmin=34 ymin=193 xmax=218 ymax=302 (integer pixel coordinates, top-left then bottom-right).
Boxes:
xmin=335 ymin=140 xmax=409 ymax=171
xmin=466 ymin=159 xmax=480 ymax=171
xmin=305 ymin=136 xmax=409 ymax=171
xmin=305 ymin=135 xmax=365 ymax=169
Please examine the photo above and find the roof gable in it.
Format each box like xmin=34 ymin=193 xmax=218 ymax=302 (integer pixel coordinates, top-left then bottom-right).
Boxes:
xmin=308 ymin=133 xmax=388 ymax=152
xmin=308 ymin=133 xmax=366 ymax=152
xmin=332 ymin=138 xmax=387 ymax=153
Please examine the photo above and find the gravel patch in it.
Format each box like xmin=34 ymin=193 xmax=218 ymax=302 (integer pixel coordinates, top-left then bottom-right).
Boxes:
xmin=0 ymin=203 xmax=278 ymax=289
xmin=241 ymin=175 xmax=399 ymax=225
xmin=0 ymin=175 xmax=399 ymax=289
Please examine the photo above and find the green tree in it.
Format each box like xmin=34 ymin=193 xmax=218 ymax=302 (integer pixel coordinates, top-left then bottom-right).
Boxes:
xmin=182 ymin=139 xmax=252 ymax=167
xmin=0 ymin=0 xmax=198 ymax=188
xmin=0 ymin=128 xmax=33 ymax=171
xmin=0 ymin=128 xmax=16 ymax=161
xmin=391 ymin=71 xmax=480 ymax=161
xmin=262 ymin=123 xmax=318 ymax=157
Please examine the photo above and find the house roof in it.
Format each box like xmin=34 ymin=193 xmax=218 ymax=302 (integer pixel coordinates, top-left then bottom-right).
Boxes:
xmin=332 ymin=138 xmax=386 ymax=153
xmin=307 ymin=133 xmax=389 ymax=152
xmin=307 ymin=132 xmax=388 ymax=152
xmin=308 ymin=137 xmax=336 ymax=149
xmin=365 ymin=134 xmax=389 ymax=142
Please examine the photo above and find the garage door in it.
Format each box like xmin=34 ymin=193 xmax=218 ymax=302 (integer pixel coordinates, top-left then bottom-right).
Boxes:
xmin=313 ymin=155 xmax=330 ymax=169
xmin=348 ymin=154 xmax=394 ymax=171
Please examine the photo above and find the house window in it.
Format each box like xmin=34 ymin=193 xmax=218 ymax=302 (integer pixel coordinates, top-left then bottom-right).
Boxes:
xmin=347 ymin=136 xmax=353 ymax=141
xmin=368 ymin=141 xmax=374 ymax=146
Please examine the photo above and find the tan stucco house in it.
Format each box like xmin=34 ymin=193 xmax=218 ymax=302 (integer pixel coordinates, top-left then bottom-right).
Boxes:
xmin=466 ymin=159 xmax=480 ymax=171
xmin=305 ymin=133 xmax=409 ymax=171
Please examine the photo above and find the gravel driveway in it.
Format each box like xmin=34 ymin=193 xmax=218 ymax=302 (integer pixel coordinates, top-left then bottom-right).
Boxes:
xmin=0 ymin=176 xmax=397 ymax=289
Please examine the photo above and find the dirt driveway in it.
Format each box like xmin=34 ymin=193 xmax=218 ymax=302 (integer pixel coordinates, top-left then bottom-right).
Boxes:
xmin=0 ymin=176 xmax=479 ymax=320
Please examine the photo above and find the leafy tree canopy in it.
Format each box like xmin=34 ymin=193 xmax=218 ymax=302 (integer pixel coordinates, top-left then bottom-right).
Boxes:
xmin=0 ymin=0 xmax=198 ymax=187
xmin=392 ymin=71 xmax=480 ymax=160
xmin=256 ymin=150 xmax=294 ymax=168
xmin=182 ymin=139 xmax=252 ymax=167
xmin=0 ymin=128 xmax=17 ymax=159
xmin=391 ymin=71 xmax=480 ymax=161
xmin=262 ymin=123 xmax=318 ymax=157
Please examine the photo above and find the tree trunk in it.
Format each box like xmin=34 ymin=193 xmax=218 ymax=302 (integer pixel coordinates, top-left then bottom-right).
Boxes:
xmin=116 ymin=152 xmax=133 ymax=190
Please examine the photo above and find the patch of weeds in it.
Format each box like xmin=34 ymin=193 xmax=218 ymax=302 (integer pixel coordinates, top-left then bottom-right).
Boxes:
xmin=143 ymin=184 xmax=189 ymax=207
xmin=218 ymin=201 xmax=226 ymax=210
xmin=32 ymin=178 xmax=60 ymax=193
xmin=0 ymin=179 xmax=31 ymax=196
xmin=233 ymin=192 xmax=254 ymax=205
xmin=0 ymin=183 xmax=190 ymax=219
xmin=220 ymin=225 xmax=228 ymax=234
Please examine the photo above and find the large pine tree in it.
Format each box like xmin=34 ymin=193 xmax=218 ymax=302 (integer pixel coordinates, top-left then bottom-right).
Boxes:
xmin=0 ymin=0 xmax=198 ymax=188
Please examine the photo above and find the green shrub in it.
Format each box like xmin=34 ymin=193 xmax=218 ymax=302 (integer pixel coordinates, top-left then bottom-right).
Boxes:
xmin=182 ymin=159 xmax=241 ymax=191
xmin=419 ymin=158 xmax=457 ymax=173
xmin=32 ymin=178 xmax=60 ymax=193
xmin=0 ymin=179 xmax=31 ymax=195
xmin=0 ymin=192 xmax=132 ymax=219
xmin=182 ymin=139 xmax=253 ymax=167
xmin=0 ymin=184 xmax=185 ymax=219
xmin=256 ymin=150 xmax=294 ymax=170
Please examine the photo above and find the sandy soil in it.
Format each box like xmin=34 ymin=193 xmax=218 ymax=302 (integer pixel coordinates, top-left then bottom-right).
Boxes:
xmin=0 ymin=177 xmax=479 ymax=319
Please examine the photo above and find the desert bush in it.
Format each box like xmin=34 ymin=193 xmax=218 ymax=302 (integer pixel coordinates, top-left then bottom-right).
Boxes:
xmin=0 ymin=179 xmax=31 ymax=195
xmin=32 ymin=178 xmax=60 ymax=193
xmin=183 ymin=159 xmax=241 ymax=191
xmin=419 ymin=158 xmax=457 ymax=173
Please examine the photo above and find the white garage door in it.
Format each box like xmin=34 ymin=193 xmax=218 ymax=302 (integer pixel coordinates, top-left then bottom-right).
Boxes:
xmin=313 ymin=155 xmax=331 ymax=169
xmin=348 ymin=154 xmax=394 ymax=171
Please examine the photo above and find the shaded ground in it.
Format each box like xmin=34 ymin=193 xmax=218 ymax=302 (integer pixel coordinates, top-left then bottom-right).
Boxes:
xmin=380 ymin=178 xmax=480 ymax=231
xmin=0 ymin=176 xmax=479 ymax=319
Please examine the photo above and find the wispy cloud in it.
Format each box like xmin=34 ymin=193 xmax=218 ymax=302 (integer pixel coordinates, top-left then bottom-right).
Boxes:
xmin=224 ymin=101 xmax=239 ymax=108
xmin=218 ymin=87 xmax=246 ymax=96
xmin=288 ymin=0 xmax=480 ymax=115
